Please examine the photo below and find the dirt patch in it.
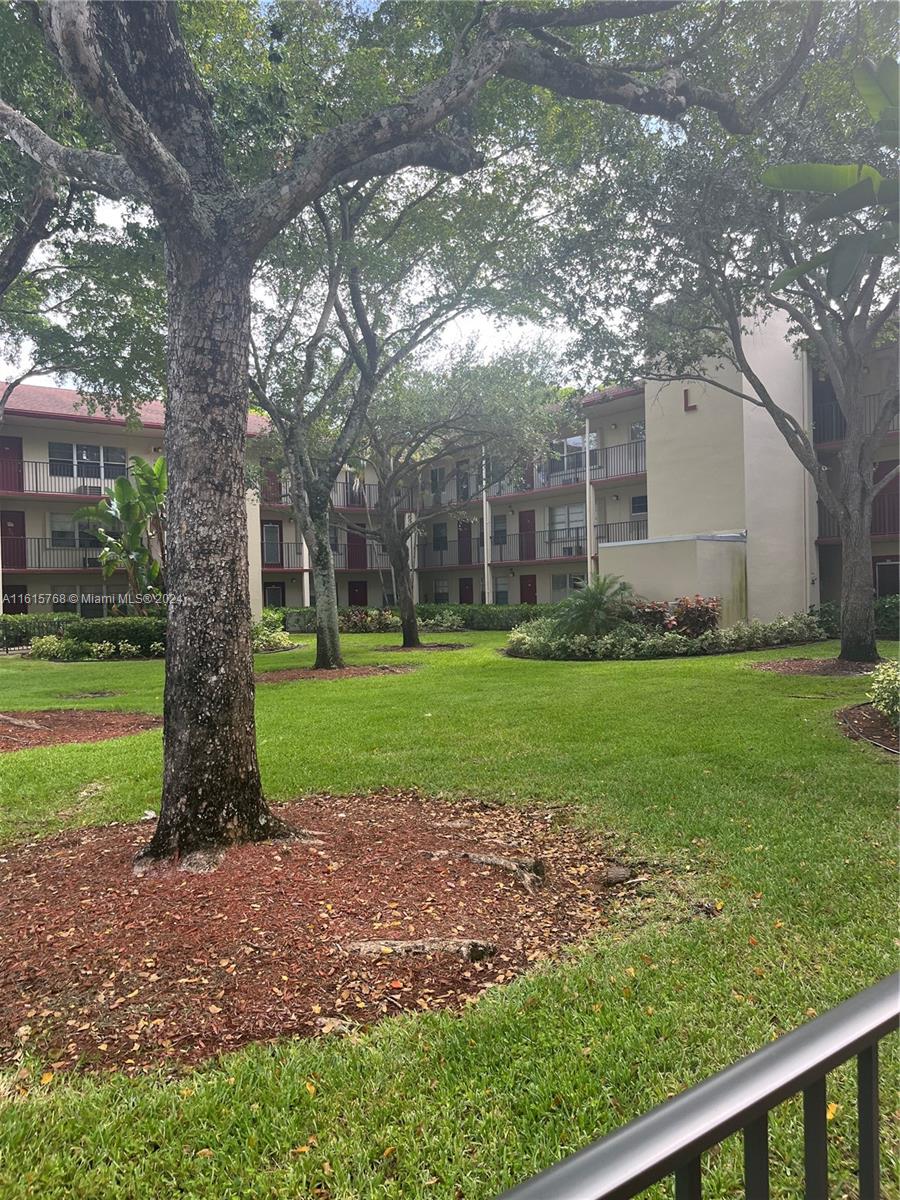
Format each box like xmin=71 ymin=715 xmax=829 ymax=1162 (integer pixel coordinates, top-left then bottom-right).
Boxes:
xmin=837 ymin=703 xmax=899 ymax=754
xmin=255 ymin=665 xmax=414 ymax=683
xmin=0 ymin=790 xmax=656 ymax=1074
xmin=376 ymin=642 xmax=471 ymax=652
xmin=0 ymin=710 xmax=160 ymax=753
xmin=752 ymin=657 xmax=878 ymax=676
xmin=57 ymin=691 xmax=120 ymax=700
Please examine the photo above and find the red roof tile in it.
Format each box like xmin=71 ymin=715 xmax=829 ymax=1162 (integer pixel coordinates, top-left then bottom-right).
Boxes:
xmin=581 ymin=384 xmax=644 ymax=408
xmin=2 ymin=382 xmax=269 ymax=435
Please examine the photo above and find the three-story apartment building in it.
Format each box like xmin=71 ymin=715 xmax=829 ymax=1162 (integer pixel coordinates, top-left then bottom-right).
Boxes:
xmin=1 ymin=321 xmax=896 ymax=620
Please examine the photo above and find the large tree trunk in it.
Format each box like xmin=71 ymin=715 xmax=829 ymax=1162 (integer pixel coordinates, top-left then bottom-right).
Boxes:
xmin=385 ymin=524 xmax=420 ymax=648
xmin=145 ymin=249 xmax=282 ymax=860
xmin=308 ymin=504 xmax=344 ymax=669
xmin=838 ymin=492 xmax=878 ymax=663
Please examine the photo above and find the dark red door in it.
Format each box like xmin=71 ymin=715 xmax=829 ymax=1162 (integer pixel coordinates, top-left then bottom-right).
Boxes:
xmin=1 ymin=510 xmax=26 ymax=568
xmin=261 ymin=466 xmax=283 ymax=504
xmin=2 ymin=583 xmax=27 ymax=613
xmin=458 ymin=520 xmax=472 ymax=565
xmin=519 ymin=510 xmax=536 ymax=560
xmin=520 ymin=574 xmax=537 ymax=604
xmin=459 ymin=577 xmax=474 ymax=604
xmin=0 ymin=437 xmax=23 ymax=493
xmin=347 ymin=530 xmax=367 ymax=570
xmin=348 ymin=580 xmax=368 ymax=606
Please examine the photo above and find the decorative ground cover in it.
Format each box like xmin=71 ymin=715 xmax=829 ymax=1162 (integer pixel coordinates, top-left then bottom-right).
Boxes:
xmin=255 ymin=665 xmax=413 ymax=683
xmin=751 ymin=657 xmax=877 ymax=676
xmin=0 ymin=790 xmax=654 ymax=1074
xmin=0 ymin=710 xmax=160 ymax=753
xmin=837 ymin=703 xmax=899 ymax=754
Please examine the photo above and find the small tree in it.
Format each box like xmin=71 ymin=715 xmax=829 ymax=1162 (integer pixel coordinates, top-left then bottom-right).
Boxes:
xmin=79 ymin=455 xmax=167 ymax=614
xmin=363 ymin=348 xmax=560 ymax=647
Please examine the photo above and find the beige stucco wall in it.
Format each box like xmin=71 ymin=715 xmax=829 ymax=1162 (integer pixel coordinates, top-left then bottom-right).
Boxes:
xmin=644 ymin=367 xmax=747 ymax=538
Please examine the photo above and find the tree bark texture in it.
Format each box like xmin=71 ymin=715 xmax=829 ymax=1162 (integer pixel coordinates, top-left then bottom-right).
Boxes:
xmin=308 ymin=505 xmax=345 ymax=669
xmin=384 ymin=524 xmax=420 ymax=648
xmin=146 ymin=250 xmax=280 ymax=858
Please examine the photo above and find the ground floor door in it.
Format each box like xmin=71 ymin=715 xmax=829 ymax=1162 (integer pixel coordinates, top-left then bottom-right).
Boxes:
xmin=458 ymin=520 xmax=472 ymax=565
xmin=0 ymin=437 xmax=23 ymax=493
xmin=263 ymin=581 xmax=286 ymax=607
xmin=520 ymin=574 xmax=537 ymax=605
xmin=347 ymin=530 xmax=368 ymax=570
xmin=2 ymin=583 xmax=27 ymax=613
xmin=348 ymin=579 xmax=368 ymax=607
xmin=518 ymin=510 xmax=536 ymax=560
xmin=1 ymin=510 xmax=26 ymax=568
xmin=459 ymin=577 xmax=474 ymax=604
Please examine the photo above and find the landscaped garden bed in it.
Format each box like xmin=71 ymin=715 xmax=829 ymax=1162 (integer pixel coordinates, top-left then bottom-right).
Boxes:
xmin=752 ymin=657 xmax=877 ymax=675
xmin=837 ymin=703 xmax=899 ymax=754
xmin=0 ymin=710 xmax=161 ymax=753
xmin=255 ymin=665 xmax=414 ymax=683
xmin=0 ymin=790 xmax=657 ymax=1074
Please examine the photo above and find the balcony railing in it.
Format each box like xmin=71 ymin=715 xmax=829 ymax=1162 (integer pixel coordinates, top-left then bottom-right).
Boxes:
xmin=596 ymin=519 xmax=648 ymax=544
xmin=260 ymin=474 xmax=413 ymax=511
xmin=813 ymin=398 xmax=900 ymax=445
xmin=489 ymin=456 xmax=586 ymax=498
xmin=590 ymin=439 xmax=646 ymax=481
xmin=261 ymin=541 xmax=305 ymax=569
xmin=417 ymin=538 xmax=486 ymax=569
xmin=333 ymin=542 xmax=391 ymax=571
xmin=0 ymin=459 xmax=129 ymax=496
xmin=500 ymin=973 xmax=898 ymax=1200
xmin=419 ymin=474 xmax=478 ymax=510
xmin=817 ymin=491 xmax=900 ymax=540
xmin=492 ymin=527 xmax=588 ymax=563
xmin=0 ymin=536 xmax=117 ymax=571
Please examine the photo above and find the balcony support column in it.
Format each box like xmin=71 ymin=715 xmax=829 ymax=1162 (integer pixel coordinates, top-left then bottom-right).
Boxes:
xmin=585 ymin=416 xmax=595 ymax=584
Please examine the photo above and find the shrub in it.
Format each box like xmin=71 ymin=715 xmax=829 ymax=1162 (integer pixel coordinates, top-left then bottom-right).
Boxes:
xmin=420 ymin=612 xmax=466 ymax=632
xmin=116 ymin=641 xmax=140 ymax=658
xmin=149 ymin=641 xmax=165 ymax=657
xmin=88 ymin=641 xmax=118 ymax=660
xmin=552 ymin=575 xmax=635 ymax=638
xmin=808 ymin=596 xmax=898 ymax=639
xmin=868 ymin=660 xmax=899 ymax=724
xmin=29 ymin=634 xmax=67 ymax=660
xmin=66 ymin=617 xmax=166 ymax=655
xmin=507 ymin=611 xmax=824 ymax=662
xmin=251 ymin=619 xmax=295 ymax=652
xmin=630 ymin=600 xmax=676 ymax=633
xmin=258 ymin=607 xmax=286 ymax=633
xmin=672 ymin=595 xmax=721 ymax=637
xmin=0 ymin=613 xmax=80 ymax=649
xmin=338 ymin=608 xmax=401 ymax=633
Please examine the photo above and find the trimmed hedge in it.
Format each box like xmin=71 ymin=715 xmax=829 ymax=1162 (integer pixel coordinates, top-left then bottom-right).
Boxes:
xmin=506 ymin=612 xmax=826 ymax=661
xmin=0 ymin=612 xmax=80 ymax=649
xmin=810 ymin=596 xmax=899 ymax=638
xmin=281 ymin=603 xmax=559 ymax=633
xmin=64 ymin=617 xmax=167 ymax=655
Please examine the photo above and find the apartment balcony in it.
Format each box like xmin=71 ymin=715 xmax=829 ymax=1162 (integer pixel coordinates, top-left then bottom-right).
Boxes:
xmin=0 ymin=537 xmax=118 ymax=571
xmin=261 ymin=541 xmax=305 ymax=570
xmin=595 ymin=518 xmax=648 ymax=544
xmin=333 ymin=542 xmax=391 ymax=571
xmin=417 ymin=539 xmax=486 ymax=569
xmin=816 ymin=493 xmax=900 ymax=542
xmin=0 ymin=459 xmax=129 ymax=498
xmin=260 ymin=475 xmax=414 ymax=512
xmin=589 ymin=439 xmax=646 ymax=482
xmin=813 ymin=399 xmax=900 ymax=446
xmin=419 ymin=474 xmax=479 ymax=511
xmin=492 ymin=527 xmax=588 ymax=564
xmin=489 ymin=456 xmax=586 ymax=498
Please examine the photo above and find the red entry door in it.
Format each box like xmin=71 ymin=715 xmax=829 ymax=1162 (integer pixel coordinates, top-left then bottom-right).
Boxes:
xmin=520 ymin=574 xmax=537 ymax=605
xmin=348 ymin=580 xmax=368 ymax=607
xmin=458 ymin=520 xmax=472 ymax=565
xmin=1 ymin=510 xmax=26 ymax=568
xmin=459 ymin=577 xmax=474 ymax=604
xmin=347 ymin=530 xmax=368 ymax=570
xmin=0 ymin=437 xmax=23 ymax=492
xmin=519 ymin=510 xmax=536 ymax=560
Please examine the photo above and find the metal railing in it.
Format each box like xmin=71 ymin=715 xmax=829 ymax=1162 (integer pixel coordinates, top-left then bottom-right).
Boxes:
xmin=492 ymin=527 xmax=588 ymax=563
xmin=489 ymin=456 xmax=587 ymax=498
xmin=417 ymin=538 xmax=486 ymax=569
xmin=499 ymin=973 xmax=898 ymax=1200
xmin=333 ymin=542 xmax=391 ymax=571
xmin=0 ymin=459 xmax=129 ymax=496
xmin=0 ymin=536 xmax=119 ymax=571
xmin=590 ymin=440 xmax=646 ymax=481
xmin=813 ymin=398 xmax=900 ymax=445
xmin=817 ymin=492 xmax=899 ymax=540
xmin=260 ymin=541 xmax=305 ymax=570
xmin=596 ymin=519 xmax=648 ymax=544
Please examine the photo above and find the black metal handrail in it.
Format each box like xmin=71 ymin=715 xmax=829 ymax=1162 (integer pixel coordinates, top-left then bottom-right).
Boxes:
xmin=595 ymin=519 xmax=648 ymax=545
xmin=817 ymin=492 xmax=899 ymax=540
xmin=0 ymin=459 xmax=131 ymax=496
xmin=499 ymin=973 xmax=899 ymax=1200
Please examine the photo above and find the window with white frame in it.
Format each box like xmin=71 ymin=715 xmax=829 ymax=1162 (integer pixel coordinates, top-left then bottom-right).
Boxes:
xmin=433 ymin=577 xmax=450 ymax=604
xmin=494 ymin=576 xmax=509 ymax=605
xmin=551 ymin=573 xmax=586 ymax=602
xmin=49 ymin=513 xmax=101 ymax=549
xmin=48 ymin=442 xmax=126 ymax=485
xmin=549 ymin=503 xmax=585 ymax=545
xmin=491 ymin=513 xmax=507 ymax=545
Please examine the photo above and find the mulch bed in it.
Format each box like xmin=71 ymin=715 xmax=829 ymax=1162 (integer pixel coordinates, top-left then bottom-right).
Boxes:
xmin=837 ymin=704 xmax=899 ymax=754
xmin=751 ymin=658 xmax=878 ymax=676
xmin=0 ymin=790 xmax=653 ymax=1074
xmin=0 ymin=710 xmax=161 ymax=754
xmin=376 ymin=642 xmax=471 ymax=652
xmin=255 ymin=665 xmax=413 ymax=683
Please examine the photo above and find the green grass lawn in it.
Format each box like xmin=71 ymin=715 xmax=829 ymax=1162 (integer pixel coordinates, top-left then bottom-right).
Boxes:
xmin=0 ymin=634 xmax=897 ymax=1199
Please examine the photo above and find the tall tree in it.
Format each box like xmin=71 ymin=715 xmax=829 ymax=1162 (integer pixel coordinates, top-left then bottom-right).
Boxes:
xmin=362 ymin=347 xmax=559 ymax=647
xmin=0 ymin=0 xmax=815 ymax=858
xmin=543 ymin=5 xmax=896 ymax=660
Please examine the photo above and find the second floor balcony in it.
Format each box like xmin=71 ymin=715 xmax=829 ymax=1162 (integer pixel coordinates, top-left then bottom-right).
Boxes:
xmin=596 ymin=519 xmax=648 ymax=544
xmin=260 ymin=540 xmax=392 ymax=572
xmin=0 ymin=536 xmax=115 ymax=571
xmin=259 ymin=473 xmax=413 ymax=512
xmin=813 ymin=398 xmax=900 ymax=446
xmin=0 ymin=458 xmax=129 ymax=498
xmin=817 ymin=491 xmax=899 ymax=542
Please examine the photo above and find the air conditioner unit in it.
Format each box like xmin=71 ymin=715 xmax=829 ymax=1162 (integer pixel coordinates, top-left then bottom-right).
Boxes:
xmin=82 ymin=555 xmax=101 ymax=568
xmin=75 ymin=484 xmax=102 ymax=496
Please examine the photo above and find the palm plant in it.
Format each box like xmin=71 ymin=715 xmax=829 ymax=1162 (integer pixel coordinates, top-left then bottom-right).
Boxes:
xmin=552 ymin=574 xmax=635 ymax=638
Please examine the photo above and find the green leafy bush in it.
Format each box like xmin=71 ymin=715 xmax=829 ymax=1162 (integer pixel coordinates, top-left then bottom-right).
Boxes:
xmin=420 ymin=611 xmax=466 ymax=632
xmin=808 ymin=597 xmax=898 ymax=638
xmin=116 ymin=641 xmax=141 ymax=658
xmin=507 ymin=612 xmax=824 ymax=661
xmin=672 ymin=595 xmax=721 ymax=637
xmin=66 ymin=617 xmax=166 ymax=655
xmin=553 ymin=575 xmax=635 ymax=638
xmin=631 ymin=600 xmax=676 ymax=632
xmin=0 ymin=613 xmax=80 ymax=649
xmin=251 ymin=619 xmax=295 ymax=652
xmin=88 ymin=641 xmax=118 ymax=660
xmin=868 ymin=660 xmax=899 ymax=724
xmin=29 ymin=634 xmax=68 ymax=660
xmin=149 ymin=641 xmax=165 ymax=657
xmin=339 ymin=608 xmax=401 ymax=633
